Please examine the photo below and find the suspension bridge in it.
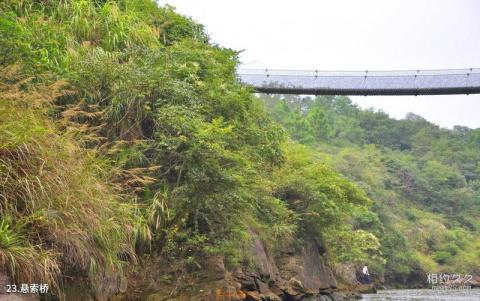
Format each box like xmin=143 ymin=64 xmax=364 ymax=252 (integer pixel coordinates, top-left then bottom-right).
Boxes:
xmin=238 ymin=68 xmax=480 ymax=96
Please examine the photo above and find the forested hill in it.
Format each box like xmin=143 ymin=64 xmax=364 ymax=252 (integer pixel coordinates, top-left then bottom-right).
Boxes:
xmin=1 ymin=1 xmax=382 ymax=300
xmin=0 ymin=1 xmax=478 ymax=300
xmin=263 ymin=94 xmax=480 ymax=284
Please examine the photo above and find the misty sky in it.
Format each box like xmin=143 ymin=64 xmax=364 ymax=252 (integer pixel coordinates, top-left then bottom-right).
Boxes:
xmin=161 ymin=0 xmax=480 ymax=129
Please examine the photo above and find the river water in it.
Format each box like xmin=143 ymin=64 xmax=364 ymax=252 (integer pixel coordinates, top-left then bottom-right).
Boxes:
xmin=362 ymin=289 xmax=480 ymax=300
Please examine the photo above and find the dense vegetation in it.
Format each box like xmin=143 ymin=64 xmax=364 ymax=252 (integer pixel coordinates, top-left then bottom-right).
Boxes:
xmin=0 ymin=1 xmax=382 ymax=298
xmin=264 ymin=94 xmax=480 ymax=284
xmin=2 ymin=1 xmax=478 ymax=298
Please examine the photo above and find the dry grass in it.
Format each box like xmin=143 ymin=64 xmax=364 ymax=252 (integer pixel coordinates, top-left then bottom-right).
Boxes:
xmin=0 ymin=66 xmax=136 ymax=298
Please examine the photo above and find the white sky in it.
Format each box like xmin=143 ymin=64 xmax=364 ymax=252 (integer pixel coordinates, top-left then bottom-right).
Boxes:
xmin=161 ymin=0 xmax=480 ymax=129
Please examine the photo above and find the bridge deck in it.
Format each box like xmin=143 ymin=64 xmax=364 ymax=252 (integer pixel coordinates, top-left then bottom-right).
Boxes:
xmin=238 ymin=68 xmax=480 ymax=96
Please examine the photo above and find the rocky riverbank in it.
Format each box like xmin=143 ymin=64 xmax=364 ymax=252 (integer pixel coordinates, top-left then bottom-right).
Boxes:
xmin=0 ymin=234 xmax=373 ymax=301
xmin=130 ymin=236 xmax=365 ymax=301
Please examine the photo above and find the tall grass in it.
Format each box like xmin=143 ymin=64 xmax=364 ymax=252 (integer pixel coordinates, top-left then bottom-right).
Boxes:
xmin=0 ymin=66 xmax=136 ymax=298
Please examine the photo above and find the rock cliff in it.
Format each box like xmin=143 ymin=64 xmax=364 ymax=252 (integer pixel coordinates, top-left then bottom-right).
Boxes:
xmin=0 ymin=237 xmax=363 ymax=301
xmin=140 ymin=236 xmax=361 ymax=301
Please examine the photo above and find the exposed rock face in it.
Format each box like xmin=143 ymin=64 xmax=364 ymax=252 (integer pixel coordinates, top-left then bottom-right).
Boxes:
xmin=142 ymin=235 xmax=359 ymax=301
xmin=334 ymin=263 xmax=375 ymax=294
xmin=471 ymin=275 xmax=480 ymax=288
xmin=0 ymin=235 xmax=361 ymax=301
xmin=277 ymin=240 xmax=337 ymax=293
xmin=51 ymin=231 xmax=360 ymax=301
xmin=91 ymin=271 xmax=129 ymax=301
xmin=334 ymin=263 xmax=358 ymax=287
xmin=62 ymin=270 xmax=128 ymax=301
xmin=231 ymin=237 xmax=339 ymax=301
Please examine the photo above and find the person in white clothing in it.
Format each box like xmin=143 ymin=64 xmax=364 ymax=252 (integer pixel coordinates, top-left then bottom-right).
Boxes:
xmin=361 ymin=264 xmax=372 ymax=284
xmin=362 ymin=265 xmax=369 ymax=276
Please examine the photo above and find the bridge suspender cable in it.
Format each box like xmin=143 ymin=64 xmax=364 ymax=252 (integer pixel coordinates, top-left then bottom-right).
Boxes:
xmin=237 ymin=68 xmax=480 ymax=96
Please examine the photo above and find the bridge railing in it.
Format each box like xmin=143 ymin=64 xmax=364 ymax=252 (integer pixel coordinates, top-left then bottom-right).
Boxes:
xmin=238 ymin=68 xmax=480 ymax=77
xmin=237 ymin=68 xmax=480 ymax=95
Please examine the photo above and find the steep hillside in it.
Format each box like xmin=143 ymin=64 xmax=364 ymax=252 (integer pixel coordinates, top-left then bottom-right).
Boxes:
xmin=1 ymin=1 xmax=379 ymax=300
